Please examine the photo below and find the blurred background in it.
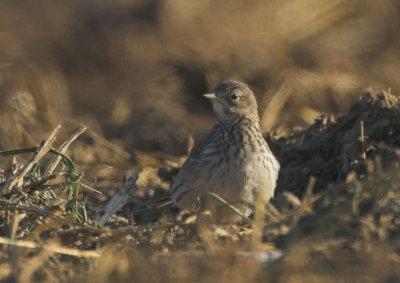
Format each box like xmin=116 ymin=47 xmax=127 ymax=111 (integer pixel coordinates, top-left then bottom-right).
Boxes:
xmin=0 ymin=0 xmax=399 ymax=156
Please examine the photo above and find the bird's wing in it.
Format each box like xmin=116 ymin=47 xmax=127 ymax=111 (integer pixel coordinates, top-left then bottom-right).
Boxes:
xmin=184 ymin=124 xmax=220 ymax=161
xmin=171 ymin=125 xmax=221 ymax=194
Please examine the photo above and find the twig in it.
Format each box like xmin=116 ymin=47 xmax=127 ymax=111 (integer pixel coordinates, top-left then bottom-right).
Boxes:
xmin=260 ymin=82 xmax=291 ymax=130
xmin=134 ymin=195 xmax=172 ymax=209
xmin=304 ymin=176 xmax=316 ymax=201
xmin=65 ymin=120 xmax=130 ymax=161
xmin=129 ymin=200 xmax=173 ymax=215
xmin=80 ymin=182 xmax=103 ymax=195
xmin=23 ymin=173 xmax=59 ymax=193
xmin=197 ymin=218 xmax=217 ymax=254
xmin=19 ymin=249 xmax=52 ymax=283
xmin=94 ymin=169 xmax=142 ymax=226
xmin=10 ymin=212 xmax=20 ymax=281
xmin=374 ymin=142 xmax=400 ymax=156
xmin=1 ymin=125 xmax=61 ymax=194
xmin=208 ymin=192 xmax=251 ymax=222
xmin=302 ymin=176 xmax=316 ymax=211
xmin=0 ymin=236 xmax=100 ymax=258
xmin=0 ymin=205 xmax=62 ymax=219
xmin=252 ymin=192 xmax=266 ymax=250
xmin=360 ymin=120 xmax=366 ymax=160
xmin=264 ymin=202 xmax=281 ymax=222
xmin=186 ymin=135 xmax=195 ymax=156
xmin=43 ymin=125 xmax=87 ymax=177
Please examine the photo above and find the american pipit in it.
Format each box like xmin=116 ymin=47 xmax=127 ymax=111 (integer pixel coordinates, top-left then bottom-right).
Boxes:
xmin=171 ymin=80 xmax=280 ymax=218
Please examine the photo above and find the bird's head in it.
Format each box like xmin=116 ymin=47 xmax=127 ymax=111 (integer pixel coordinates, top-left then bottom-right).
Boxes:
xmin=204 ymin=80 xmax=259 ymax=122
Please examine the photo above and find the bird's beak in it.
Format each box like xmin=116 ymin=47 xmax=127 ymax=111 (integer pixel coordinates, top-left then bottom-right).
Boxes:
xmin=203 ymin=93 xmax=218 ymax=100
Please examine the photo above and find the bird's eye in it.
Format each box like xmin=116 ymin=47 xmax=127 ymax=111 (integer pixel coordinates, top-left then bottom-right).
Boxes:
xmin=231 ymin=93 xmax=239 ymax=100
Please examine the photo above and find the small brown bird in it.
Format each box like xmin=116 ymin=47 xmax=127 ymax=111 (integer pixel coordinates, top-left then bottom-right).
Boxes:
xmin=171 ymin=80 xmax=279 ymax=219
